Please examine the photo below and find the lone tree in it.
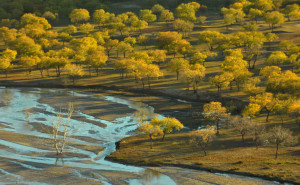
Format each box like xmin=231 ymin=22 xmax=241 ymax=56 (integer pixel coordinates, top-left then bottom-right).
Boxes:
xmin=229 ymin=116 xmax=253 ymax=143
xmin=190 ymin=126 xmax=216 ymax=156
xmin=203 ymin=102 xmax=230 ymax=135
xmin=267 ymin=126 xmax=297 ymax=159
xmin=137 ymin=121 xmax=163 ymax=149
xmin=150 ymin=117 xmax=184 ymax=141
xmin=50 ymin=103 xmax=74 ymax=155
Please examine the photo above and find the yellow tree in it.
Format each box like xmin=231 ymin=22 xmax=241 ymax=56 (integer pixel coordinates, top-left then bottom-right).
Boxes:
xmin=242 ymin=103 xmax=262 ymax=119
xmin=137 ymin=35 xmax=149 ymax=48
xmin=0 ymin=27 xmax=17 ymax=46
xmin=144 ymin=64 xmax=163 ymax=89
xmin=86 ymin=46 xmax=108 ymax=76
xmin=263 ymin=11 xmax=286 ymax=31
xmin=287 ymin=100 xmax=300 ymax=127
xmin=210 ymin=72 xmax=234 ymax=95
xmin=69 ymin=9 xmax=90 ymax=24
xmin=150 ymin=117 xmax=183 ymax=141
xmin=176 ymin=2 xmax=200 ymax=22
xmin=139 ymin=9 xmax=156 ymax=23
xmin=182 ymin=64 xmax=206 ymax=94
xmin=66 ymin=64 xmax=84 ymax=85
xmin=114 ymin=59 xmax=131 ymax=79
xmin=265 ymin=51 xmax=287 ymax=66
xmin=156 ymin=31 xmax=182 ymax=49
xmin=248 ymin=8 xmax=263 ymax=23
xmin=191 ymin=52 xmax=207 ymax=65
xmin=93 ymin=9 xmax=111 ymax=26
xmin=148 ymin=50 xmax=166 ymax=65
xmin=203 ymin=102 xmax=230 ymax=135
xmin=167 ymin=58 xmax=189 ymax=80
xmin=104 ymin=39 xmax=119 ymax=57
xmin=159 ymin=9 xmax=174 ymax=26
xmin=173 ymin=19 xmax=194 ymax=37
xmin=198 ymin=31 xmax=224 ymax=51
xmin=137 ymin=121 xmax=163 ymax=149
xmin=151 ymin=4 xmax=164 ymax=18
xmin=190 ymin=126 xmax=217 ymax=156
xmin=19 ymin=56 xmax=41 ymax=74
xmin=78 ymin=23 xmax=94 ymax=35
xmin=250 ymin=92 xmax=277 ymax=122
xmin=130 ymin=51 xmax=153 ymax=64
xmin=118 ymin=41 xmax=133 ymax=58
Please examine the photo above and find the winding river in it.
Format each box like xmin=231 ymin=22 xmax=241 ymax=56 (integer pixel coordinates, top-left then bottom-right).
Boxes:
xmin=0 ymin=87 xmax=289 ymax=184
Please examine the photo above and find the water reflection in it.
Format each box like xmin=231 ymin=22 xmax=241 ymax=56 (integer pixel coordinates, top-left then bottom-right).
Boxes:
xmin=127 ymin=169 xmax=176 ymax=185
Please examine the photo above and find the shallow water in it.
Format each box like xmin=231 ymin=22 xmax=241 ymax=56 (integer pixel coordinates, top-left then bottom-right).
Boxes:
xmin=0 ymin=87 xmax=285 ymax=184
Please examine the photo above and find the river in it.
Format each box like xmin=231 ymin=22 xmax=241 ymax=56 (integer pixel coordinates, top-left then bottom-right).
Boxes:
xmin=0 ymin=87 xmax=289 ymax=184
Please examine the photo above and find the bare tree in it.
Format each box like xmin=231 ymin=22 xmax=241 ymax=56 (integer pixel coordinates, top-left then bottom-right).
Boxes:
xmin=267 ymin=126 xmax=297 ymax=159
xmin=250 ymin=122 xmax=266 ymax=149
xmin=189 ymin=126 xmax=216 ymax=156
xmin=51 ymin=103 xmax=74 ymax=155
xmin=229 ymin=116 xmax=253 ymax=143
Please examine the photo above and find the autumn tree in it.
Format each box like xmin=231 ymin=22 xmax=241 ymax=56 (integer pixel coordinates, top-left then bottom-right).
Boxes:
xmin=182 ymin=64 xmax=206 ymax=94
xmin=265 ymin=51 xmax=287 ymax=66
xmin=58 ymin=32 xmax=72 ymax=46
xmin=263 ymin=11 xmax=286 ymax=31
xmin=283 ymin=4 xmax=299 ymax=21
xmin=93 ymin=9 xmax=110 ymax=26
xmin=114 ymin=59 xmax=130 ymax=79
xmin=173 ymin=19 xmax=194 ymax=37
xmin=248 ymin=8 xmax=263 ymax=23
xmin=66 ymin=64 xmax=84 ymax=85
xmin=69 ymin=9 xmax=90 ymax=24
xmin=250 ymin=92 xmax=277 ymax=122
xmin=78 ymin=23 xmax=94 ymax=35
xmin=221 ymin=49 xmax=252 ymax=90
xmin=11 ymin=35 xmax=43 ymax=57
xmin=20 ymin=56 xmax=41 ymax=75
xmin=137 ymin=35 xmax=149 ymax=48
xmin=159 ymin=9 xmax=174 ymax=26
xmin=210 ymin=72 xmax=234 ymax=95
xmin=267 ymin=126 xmax=296 ymax=159
xmin=167 ymin=58 xmax=189 ymax=80
xmin=191 ymin=52 xmax=208 ymax=65
xmin=198 ymin=31 xmax=225 ymax=51
xmin=150 ymin=117 xmax=183 ymax=141
xmin=221 ymin=7 xmax=245 ymax=29
xmin=190 ymin=126 xmax=216 ymax=156
xmin=156 ymin=31 xmax=182 ymax=49
xmin=151 ymin=4 xmax=164 ymax=19
xmin=176 ymin=2 xmax=200 ymax=22
xmin=139 ymin=9 xmax=156 ymax=23
xmin=62 ymin=25 xmax=77 ymax=34
xmin=86 ymin=46 xmax=107 ymax=76
xmin=0 ymin=27 xmax=17 ymax=46
xmin=137 ymin=121 xmax=163 ymax=149
xmin=130 ymin=51 xmax=153 ymax=64
xmin=287 ymin=100 xmax=300 ymax=127
xmin=104 ymin=39 xmax=119 ymax=57
xmin=203 ymin=102 xmax=230 ymax=135
xmin=0 ymin=49 xmax=16 ymax=78
xmin=148 ymin=50 xmax=166 ymax=65
xmin=118 ymin=41 xmax=133 ymax=58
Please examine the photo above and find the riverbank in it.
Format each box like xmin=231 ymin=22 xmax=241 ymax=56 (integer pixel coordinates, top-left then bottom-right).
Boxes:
xmin=106 ymin=133 xmax=300 ymax=184
xmin=1 ymin=81 xmax=299 ymax=184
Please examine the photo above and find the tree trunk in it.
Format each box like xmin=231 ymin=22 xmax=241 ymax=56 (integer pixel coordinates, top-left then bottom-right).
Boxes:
xmin=123 ymin=52 xmax=126 ymax=58
xmin=275 ymin=143 xmax=279 ymax=159
xmin=176 ymin=72 xmax=179 ymax=80
xmin=147 ymin=77 xmax=151 ymax=89
xmin=216 ymin=120 xmax=220 ymax=135
xmin=161 ymin=132 xmax=166 ymax=141
xmin=149 ymin=135 xmax=153 ymax=149
xmin=266 ymin=110 xmax=270 ymax=122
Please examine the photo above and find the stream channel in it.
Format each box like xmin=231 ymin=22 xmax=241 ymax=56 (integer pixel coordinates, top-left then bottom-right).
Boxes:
xmin=0 ymin=87 xmax=291 ymax=184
